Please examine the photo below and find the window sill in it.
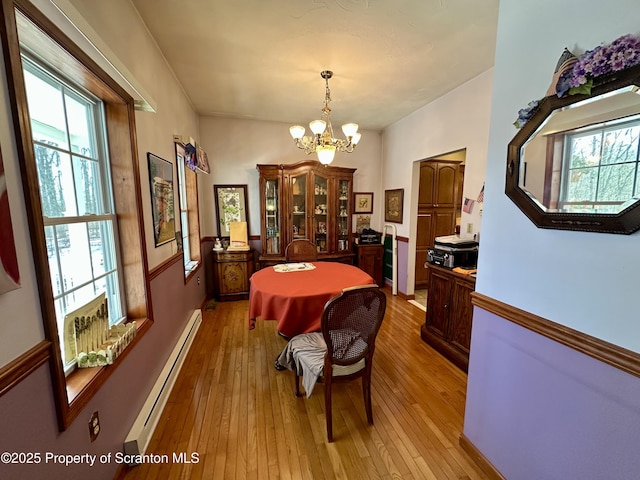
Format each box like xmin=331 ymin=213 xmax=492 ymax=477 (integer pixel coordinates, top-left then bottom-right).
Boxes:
xmin=63 ymin=317 xmax=152 ymax=428
xmin=185 ymin=260 xmax=201 ymax=283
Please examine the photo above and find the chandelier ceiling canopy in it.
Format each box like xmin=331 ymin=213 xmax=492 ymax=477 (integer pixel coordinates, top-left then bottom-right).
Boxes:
xmin=289 ymin=70 xmax=361 ymax=165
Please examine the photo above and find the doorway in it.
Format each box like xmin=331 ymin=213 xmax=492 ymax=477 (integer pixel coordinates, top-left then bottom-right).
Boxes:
xmin=414 ymin=150 xmax=466 ymax=296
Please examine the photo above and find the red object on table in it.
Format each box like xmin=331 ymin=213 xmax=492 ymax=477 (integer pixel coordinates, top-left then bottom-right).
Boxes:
xmin=249 ymin=262 xmax=376 ymax=338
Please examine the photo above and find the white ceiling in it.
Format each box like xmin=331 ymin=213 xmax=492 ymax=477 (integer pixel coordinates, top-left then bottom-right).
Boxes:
xmin=130 ymin=0 xmax=499 ymax=131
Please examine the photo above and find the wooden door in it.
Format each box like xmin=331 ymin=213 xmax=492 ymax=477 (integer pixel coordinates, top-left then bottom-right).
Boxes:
xmin=434 ymin=163 xmax=457 ymax=207
xmin=415 ymin=160 xmax=462 ymax=288
xmin=415 ymin=213 xmax=433 ymax=288
xmin=447 ymin=277 xmax=475 ymax=356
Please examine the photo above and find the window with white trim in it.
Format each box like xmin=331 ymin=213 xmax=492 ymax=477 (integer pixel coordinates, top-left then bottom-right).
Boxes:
xmin=22 ymin=55 xmax=125 ymax=373
xmin=175 ymin=143 xmax=200 ymax=277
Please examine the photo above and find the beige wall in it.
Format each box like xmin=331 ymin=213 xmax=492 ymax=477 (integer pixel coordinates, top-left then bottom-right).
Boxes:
xmin=197 ymin=116 xmax=383 ymax=239
xmin=381 ymin=69 xmax=493 ymax=293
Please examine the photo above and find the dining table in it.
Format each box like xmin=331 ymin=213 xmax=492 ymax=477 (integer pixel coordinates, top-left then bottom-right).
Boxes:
xmin=248 ymin=261 xmax=376 ymax=338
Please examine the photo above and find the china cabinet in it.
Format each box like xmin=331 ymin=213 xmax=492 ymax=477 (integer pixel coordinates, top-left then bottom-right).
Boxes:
xmin=257 ymin=161 xmax=356 ymax=266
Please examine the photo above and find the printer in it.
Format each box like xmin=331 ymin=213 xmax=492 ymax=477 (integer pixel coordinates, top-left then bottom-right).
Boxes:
xmin=427 ymin=234 xmax=478 ymax=269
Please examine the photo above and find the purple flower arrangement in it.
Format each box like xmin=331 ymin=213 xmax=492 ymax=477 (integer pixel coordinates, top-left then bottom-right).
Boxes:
xmin=568 ymin=34 xmax=640 ymax=94
xmin=514 ymin=33 xmax=640 ymax=128
xmin=513 ymin=100 xmax=540 ymax=129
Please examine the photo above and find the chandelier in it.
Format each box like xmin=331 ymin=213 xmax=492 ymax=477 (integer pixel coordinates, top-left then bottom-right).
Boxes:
xmin=289 ymin=70 xmax=361 ymax=165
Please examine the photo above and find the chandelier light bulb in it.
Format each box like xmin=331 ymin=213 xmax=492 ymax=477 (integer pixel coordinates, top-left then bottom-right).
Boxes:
xmin=309 ymin=120 xmax=327 ymax=135
xmin=341 ymin=123 xmax=359 ymax=137
xmin=351 ymin=132 xmax=362 ymax=145
xmin=316 ymin=144 xmax=336 ymax=165
xmin=289 ymin=125 xmax=305 ymax=139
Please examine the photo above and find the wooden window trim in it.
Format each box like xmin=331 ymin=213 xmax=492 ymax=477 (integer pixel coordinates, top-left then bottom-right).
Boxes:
xmin=0 ymin=0 xmax=152 ymax=430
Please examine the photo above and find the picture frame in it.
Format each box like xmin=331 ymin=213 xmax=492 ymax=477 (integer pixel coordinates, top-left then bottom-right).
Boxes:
xmin=147 ymin=153 xmax=176 ymax=247
xmin=384 ymin=188 xmax=404 ymax=223
xmin=214 ymin=184 xmax=249 ymax=238
xmin=353 ymin=192 xmax=374 ymax=214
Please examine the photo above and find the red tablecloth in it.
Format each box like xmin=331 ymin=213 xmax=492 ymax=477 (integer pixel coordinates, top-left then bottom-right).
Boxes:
xmin=249 ymin=262 xmax=375 ymax=338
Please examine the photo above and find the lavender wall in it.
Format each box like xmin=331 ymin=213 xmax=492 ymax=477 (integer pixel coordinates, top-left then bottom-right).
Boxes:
xmin=465 ymin=309 xmax=640 ymax=479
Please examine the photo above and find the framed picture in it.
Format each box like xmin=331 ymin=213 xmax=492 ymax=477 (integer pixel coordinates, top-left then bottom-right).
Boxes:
xmin=147 ymin=153 xmax=176 ymax=247
xmin=353 ymin=192 xmax=373 ymax=214
xmin=214 ymin=184 xmax=248 ymax=237
xmin=384 ymin=188 xmax=404 ymax=223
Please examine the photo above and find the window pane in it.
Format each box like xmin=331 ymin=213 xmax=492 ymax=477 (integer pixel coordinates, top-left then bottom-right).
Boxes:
xmin=94 ymin=272 xmax=122 ymax=323
xmin=35 ymin=147 xmax=77 ymax=217
xmin=597 ymin=163 xmax=635 ymax=201
xmin=566 ymin=167 xmax=597 ymax=202
xmin=57 ymin=223 xmax=92 ymax=289
xmin=45 ymin=226 xmax=62 ymax=296
xmin=23 ymin=68 xmax=69 ymax=150
xmin=89 ymin=220 xmax=117 ymax=276
xmin=73 ymin=156 xmax=103 ymax=215
xmin=65 ymin=92 xmax=96 ymax=157
xmin=601 ymin=126 xmax=640 ymax=165
xmin=570 ymin=134 xmax=601 ymax=168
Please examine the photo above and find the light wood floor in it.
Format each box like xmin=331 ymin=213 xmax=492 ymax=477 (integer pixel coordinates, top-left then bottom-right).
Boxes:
xmin=122 ymin=290 xmax=490 ymax=480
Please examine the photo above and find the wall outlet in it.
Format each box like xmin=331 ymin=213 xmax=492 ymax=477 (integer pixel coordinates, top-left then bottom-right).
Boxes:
xmin=466 ymin=223 xmax=473 ymax=234
xmin=89 ymin=411 xmax=100 ymax=442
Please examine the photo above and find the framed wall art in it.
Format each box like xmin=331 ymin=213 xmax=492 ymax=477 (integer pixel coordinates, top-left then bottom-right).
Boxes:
xmin=384 ymin=188 xmax=404 ymax=223
xmin=147 ymin=153 xmax=176 ymax=247
xmin=214 ymin=184 xmax=248 ymax=237
xmin=353 ymin=192 xmax=373 ymax=214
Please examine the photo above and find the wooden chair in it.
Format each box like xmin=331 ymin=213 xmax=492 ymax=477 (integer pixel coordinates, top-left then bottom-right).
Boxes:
xmin=291 ymin=285 xmax=387 ymax=442
xmin=285 ymin=238 xmax=318 ymax=262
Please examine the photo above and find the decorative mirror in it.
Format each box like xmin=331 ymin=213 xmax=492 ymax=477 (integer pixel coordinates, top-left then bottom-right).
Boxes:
xmin=506 ymin=35 xmax=640 ymax=234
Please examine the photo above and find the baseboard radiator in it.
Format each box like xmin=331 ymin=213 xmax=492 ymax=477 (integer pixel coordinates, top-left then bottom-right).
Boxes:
xmin=123 ymin=309 xmax=202 ymax=461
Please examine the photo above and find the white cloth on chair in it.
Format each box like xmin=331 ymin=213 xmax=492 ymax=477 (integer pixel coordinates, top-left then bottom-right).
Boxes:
xmin=277 ymin=332 xmax=326 ymax=397
xmin=276 ymin=331 xmax=366 ymax=397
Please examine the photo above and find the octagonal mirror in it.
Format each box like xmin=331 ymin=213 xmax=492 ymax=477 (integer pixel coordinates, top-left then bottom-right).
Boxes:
xmin=506 ymin=64 xmax=640 ymax=234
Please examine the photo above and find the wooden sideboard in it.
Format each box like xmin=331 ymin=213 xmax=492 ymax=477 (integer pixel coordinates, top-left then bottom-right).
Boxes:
xmin=353 ymin=243 xmax=384 ymax=286
xmin=212 ymin=249 xmax=255 ymax=301
xmin=421 ymin=263 xmax=475 ymax=372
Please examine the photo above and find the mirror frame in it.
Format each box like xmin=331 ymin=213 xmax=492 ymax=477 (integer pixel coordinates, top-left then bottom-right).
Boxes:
xmin=506 ymin=63 xmax=640 ymax=234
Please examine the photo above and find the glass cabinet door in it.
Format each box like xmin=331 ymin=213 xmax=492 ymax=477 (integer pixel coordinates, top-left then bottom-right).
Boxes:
xmin=337 ymin=179 xmax=350 ymax=252
xmin=291 ymin=173 xmax=307 ymax=241
xmin=264 ymin=178 xmax=280 ymax=254
xmin=314 ymin=174 xmax=328 ymax=254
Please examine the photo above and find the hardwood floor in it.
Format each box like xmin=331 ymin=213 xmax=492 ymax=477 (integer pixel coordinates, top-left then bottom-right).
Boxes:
xmin=122 ymin=290 xmax=490 ymax=480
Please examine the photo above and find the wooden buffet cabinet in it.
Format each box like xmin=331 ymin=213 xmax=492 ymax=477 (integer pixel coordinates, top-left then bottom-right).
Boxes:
xmin=212 ymin=249 xmax=255 ymax=301
xmin=257 ymin=161 xmax=355 ymax=266
xmin=421 ymin=263 xmax=476 ymax=372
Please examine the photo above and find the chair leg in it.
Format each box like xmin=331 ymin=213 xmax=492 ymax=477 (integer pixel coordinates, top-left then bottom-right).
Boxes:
xmin=363 ymin=367 xmax=374 ymax=425
xmin=324 ymin=375 xmax=333 ymax=442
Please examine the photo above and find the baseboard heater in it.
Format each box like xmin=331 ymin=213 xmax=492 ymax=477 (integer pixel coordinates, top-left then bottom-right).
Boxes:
xmin=123 ymin=309 xmax=202 ymax=461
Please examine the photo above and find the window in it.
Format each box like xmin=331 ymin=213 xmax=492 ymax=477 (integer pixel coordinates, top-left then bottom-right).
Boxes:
xmin=22 ymin=56 xmax=126 ymax=372
xmin=175 ymin=143 xmax=200 ymax=278
xmin=3 ymin=3 xmax=151 ymax=429
xmin=560 ymin=118 xmax=640 ymax=213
